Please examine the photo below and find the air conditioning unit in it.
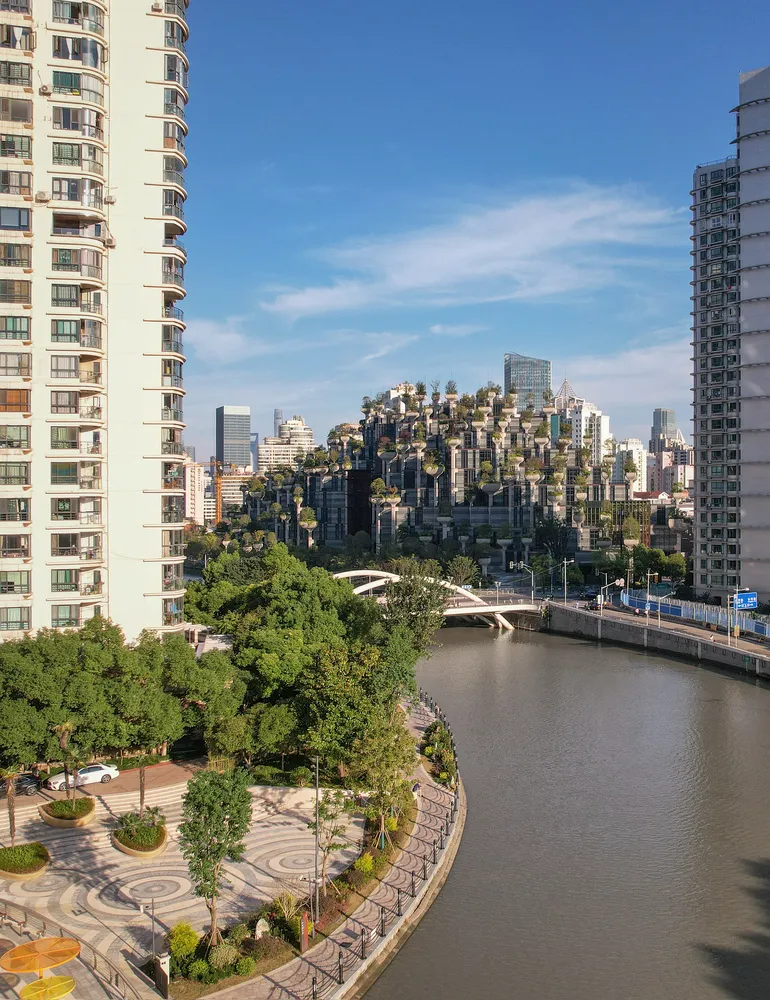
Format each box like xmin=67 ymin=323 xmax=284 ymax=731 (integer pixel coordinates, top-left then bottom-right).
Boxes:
xmin=35 ymin=191 xmax=50 ymax=203
xmin=152 ymin=0 xmax=162 ymax=9
xmin=39 ymin=84 xmax=52 ymax=96
xmin=103 ymin=236 xmax=116 ymax=248
xmin=104 ymin=194 xmax=116 ymax=204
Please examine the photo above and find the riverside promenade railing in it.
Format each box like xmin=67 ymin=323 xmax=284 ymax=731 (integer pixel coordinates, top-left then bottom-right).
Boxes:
xmin=621 ymin=590 xmax=770 ymax=640
xmin=296 ymin=689 xmax=462 ymax=1000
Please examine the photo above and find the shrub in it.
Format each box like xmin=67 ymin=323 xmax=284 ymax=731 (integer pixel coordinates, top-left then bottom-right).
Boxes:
xmin=227 ymin=923 xmax=249 ymax=946
xmin=187 ymin=959 xmax=209 ymax=981
xmin=44 ymin=798 xmax=93 ymax=820
xmin=208 ymin=943 xmax=240 ymax=971
xmin=251 ymin=765 xmax=286 ymax=786
xmin=354 ymin=852 xmax=374 ymax=876
xmin=291 ymin=766 xmax=313 ymax=787
xmin=372 ymin=853 xmax=389 ymax=878
xmin=0 ymin=842 xmax=49 ymax=874
xmin=235 ymin=957 xmax=256 ymax=978
xmin=252 ymin=935 xmax=288 ymax=962
xmin=168 ymin=922 xmax=198 ymax=960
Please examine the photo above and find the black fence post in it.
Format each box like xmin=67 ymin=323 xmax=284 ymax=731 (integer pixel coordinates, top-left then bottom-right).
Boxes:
xmin=312 ymin=977 xmax=317 ymax=1000
xmin=411 ymin=871 xmax=416 ymax=898
xmin=422 ymin=857 xmax=428 ymax=881
xmin=338 ymin=950 xmax=344 ymax=985
xmin=396 ymin=888 xmax=402 ymax=916
xmin=361 ymin=928 xmax=367 ymax=960
xmin=379 ymin=906 xmax=386 ymax=937
xmin=432 ymin=840 xmax=437 ymax=864
xmin=439 ymin=828 xmax=444 ymax=850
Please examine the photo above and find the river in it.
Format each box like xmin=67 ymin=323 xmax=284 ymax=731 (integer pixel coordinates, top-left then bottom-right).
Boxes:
xmin=366 ymin=628 xmax=770 ymax=1000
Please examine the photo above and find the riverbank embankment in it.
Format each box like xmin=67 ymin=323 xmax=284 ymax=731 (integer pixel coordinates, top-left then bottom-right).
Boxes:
xmin=547 ymin=603 xmax=770 ymax=679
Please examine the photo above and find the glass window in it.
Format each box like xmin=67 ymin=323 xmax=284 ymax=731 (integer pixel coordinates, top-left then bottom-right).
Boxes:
xmin=0 ymin=533 xmax=29 ymax=557
xmin=0 ymin=460 xmax=27 ymax=483
xmin=0 ymin=279 xmax=30 ymax=303
xmin=51 ymin=425 xmax=77 ymax=449
xmin=0 ymin=570 xmax=30 ymax=593
xmin=0 ymin=606 xmax=29 ymax=630
xmin=0 ymin=25 xmax=32 ymax=50
xmin=0 ymin=351 xmax=29 ymax=375
xmin=50 ymin=390 xmax=78 ymax=414
xmin=52 ymin=605 xmax=79 ymax=628
xmin=0 ymin=60 xmax=30 ymax=85
xmin=0 ymin=207 xmax=28 ymax=230
xmin=0 ymin=133 xmax=29 ymax=160
xmin=0 ymin=97 xmax=31 ymax=122
xmin=0 ymin=424 xmax=27 ymax=448
xmin=50 ymin=462 xmax=78 ymax=485
xmin=0 ymin=240 xmax=29 ymax=266
xmin=51 ymin=355 xmax=79 ymax=378
xmin=51 ymin=284 xmax=80 ymax=307
xmin=51 ymin=319 xmax=79 ymax=342
xmin=0 ymin=388 xmax=28 ymax=411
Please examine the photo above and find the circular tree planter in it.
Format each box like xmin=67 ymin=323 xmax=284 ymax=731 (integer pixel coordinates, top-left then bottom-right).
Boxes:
xmin=111 ymin=825 xmax=168 ymax=861
xmin=0 ymin=843 xmax=50 ymax=881
xmin=39 ymin=798 xmax=96 ymax=829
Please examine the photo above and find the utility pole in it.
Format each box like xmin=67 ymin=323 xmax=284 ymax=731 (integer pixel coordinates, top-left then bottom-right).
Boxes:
xmin=563 ymin=558 xmax=574 ymax=604
xmin=314 ymin=755 xmax=320 ymax=935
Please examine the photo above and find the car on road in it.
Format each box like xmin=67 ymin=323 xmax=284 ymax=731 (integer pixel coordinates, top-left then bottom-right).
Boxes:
xmin=586 ymin=601 xmax=602 ymax=611
xmin=0 ymin=773 xmax=40 ymax=797
xmin=45 ymin=763 xmax=119 ymax=790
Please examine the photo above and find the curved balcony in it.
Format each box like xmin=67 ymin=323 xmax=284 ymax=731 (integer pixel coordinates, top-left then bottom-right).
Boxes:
xmin=78 ymin=401 xmax=104 ymax=425
xmin=53 ymin=10 xmax=106 ymax=37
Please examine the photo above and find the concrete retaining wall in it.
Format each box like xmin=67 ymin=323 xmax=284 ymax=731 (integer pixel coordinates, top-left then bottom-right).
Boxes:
xmin=548 ymin=605 xmax=770 ymax=680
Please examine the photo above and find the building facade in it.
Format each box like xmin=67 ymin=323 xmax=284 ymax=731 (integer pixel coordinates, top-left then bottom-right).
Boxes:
xmin=650 ymin=408 xmax=678 ymax=451
xmin=215 ymin=404 xmax=251 ymax=471
xmin=613 ymin=439 xmax=648 ymax=495
xmin=503 ymin=353 xmax=552 ymax=406
xmin=257 ymin=414 xmax=314 ymax=472
xmin=184 ymin=457 xmax=205 ymax=525
xmin=0 ymin=0 xmax=191 ymax=638
xmin=691 ymin=65 xmax=770 ymax=604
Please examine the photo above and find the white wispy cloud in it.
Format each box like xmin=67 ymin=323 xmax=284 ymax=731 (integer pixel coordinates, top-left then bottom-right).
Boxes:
xmin=429 ymin=323 xmax=487 ymax=337
xmin=260 ymin=185 xmax=681 ymax=320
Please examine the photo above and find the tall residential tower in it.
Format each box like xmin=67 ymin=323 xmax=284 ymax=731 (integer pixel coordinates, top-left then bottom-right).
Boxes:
xmin=691 ymin=65 xmax=770 ymax=604
xmin=0 ymin=0 xmax=191 ymax=639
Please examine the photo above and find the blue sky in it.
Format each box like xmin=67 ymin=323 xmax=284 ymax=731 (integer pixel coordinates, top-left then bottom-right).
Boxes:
xmin=182 ymin=0 xmax=770 ymax=458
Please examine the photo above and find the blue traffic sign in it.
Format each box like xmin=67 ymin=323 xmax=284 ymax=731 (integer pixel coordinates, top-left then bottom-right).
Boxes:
xmin=734 ymin=592 xmax=758 ymax=611
xmin=645 ymin=602 xmax=651 ymax=612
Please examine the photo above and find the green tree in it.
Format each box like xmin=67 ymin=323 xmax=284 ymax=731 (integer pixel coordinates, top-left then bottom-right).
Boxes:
xmin=178 ymin=769 xmax=253 ymax=944
xmin=382 ymin=559 xmax=447 ymax=657
xmin=445 ymin=555 xmax=480 ymax=587
xmin=308 ymin=790 xmax=355 ymax=892
xmin=347 ymin=710 xmax=416 ymax=847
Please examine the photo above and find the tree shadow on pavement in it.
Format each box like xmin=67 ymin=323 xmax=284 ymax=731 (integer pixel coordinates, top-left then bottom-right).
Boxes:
xmin=699 ymin=859 xmax=770 ymax=999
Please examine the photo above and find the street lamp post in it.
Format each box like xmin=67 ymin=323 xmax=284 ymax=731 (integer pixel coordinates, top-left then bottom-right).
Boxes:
xmin=599 ymin=578 xmax=624 ymax=618
xmin=657 ymin=591 xmax=675 ymax=630
xmin=495 ymin=580 xmax=501 ymax=605
xmin=563 ymin=558 xmax=574 ymax=604
xmin=517 ymin=561 xmax=535 ymax=602
xmin=313 ymin=755 xmax=320 ymax=936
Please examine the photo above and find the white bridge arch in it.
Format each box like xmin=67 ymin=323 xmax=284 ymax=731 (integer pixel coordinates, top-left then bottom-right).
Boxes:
xmin=332 ymin=569 xmax=538 ymax=631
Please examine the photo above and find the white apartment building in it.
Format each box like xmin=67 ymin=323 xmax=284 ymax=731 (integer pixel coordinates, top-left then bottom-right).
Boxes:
xmin=0 ymin=0 xmax=190 ymax=638
xmin=613 ymin=439 xmax=648 ymax=495
xmin=552 ymin=382 xmax=612 ymax=465
xmin=184 ymin=457 xmax=205 ymax=525
xmin=692 ymin=66 xmax=770 ymax=603
xmin=257 ymin=414 xmax=315 ymax=472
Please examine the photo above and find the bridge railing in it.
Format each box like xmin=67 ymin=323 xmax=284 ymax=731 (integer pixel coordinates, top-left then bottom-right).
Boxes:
xmin=621 ymin=590 xmax=770 ymax=640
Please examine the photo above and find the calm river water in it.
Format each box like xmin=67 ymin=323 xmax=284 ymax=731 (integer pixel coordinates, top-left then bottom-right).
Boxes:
xmin=367 ymin=628 xmax=770 ymax=1000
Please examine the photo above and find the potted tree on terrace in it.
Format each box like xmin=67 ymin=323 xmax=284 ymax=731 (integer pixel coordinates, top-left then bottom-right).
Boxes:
xmin=445 ymin=380 xmax=458 ymax=401
xmin=621 ymin=515 xmax=641 ymax=549
xmin=534 ymin=420 xmax=550 ymax=445
xmin=423 ymin=450 xmax=444 ymax=478
xmin=542 ymin=390 xmax=556 ymax=415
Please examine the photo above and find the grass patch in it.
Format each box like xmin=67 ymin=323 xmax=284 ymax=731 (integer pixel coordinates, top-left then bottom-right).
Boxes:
xmin=42 ymin=797 xmax=94 ymax=820
xmin=115 ymin=824 xmax=165 ymax=851
xmin=167 ymin=937 xmax=294 ymax=1000
xmin=0 ymin=842 xmax=49 ymax=874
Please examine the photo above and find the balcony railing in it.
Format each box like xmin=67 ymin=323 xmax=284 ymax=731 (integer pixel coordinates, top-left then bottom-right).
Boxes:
xmin=163 ymin=237 xmax=186 ymax=253
xmin=52 ymin=581 xmax=78 ymax=592
xmin=79 ymin=511 xmax=102 ymax=524
xmin=81 ymin=124 xmax=104 ymax=141
xmin=163 ymin=135 xmax=185 ymax=154
xmin=52 ymin=616 xmax=80 ymax=629
xmin=0 ymin=616 xmax=30 ymax=630
xmin=162 ymin=374 xmax=183 ymax=388
xmin=162 ymin=337 xmax=184 ymax=354
xmin=162 ymin=269 xmax=185 ymax=288
xmin=161 ymin=441 xmax=184 ymax=455
xmin=162 ymin=577 xmax=184 ymax=591
xmin=0 ymin=0 xmax=31 ymax=11
xmin=0 ymin=364 xmax=31 ymax=377
xmin=0 ymin=510 xmax=28 ymax=521
xmin=163 ymin=610 xmax=184 ymax=626
xmin=0 ymin=255 xmax=31 ymax=268
xmin=161 ymin=510 xmax=184 ymax=523
xmin=0 ymin=545 xmax=30 ymax=559
xmin=165 ymin=0 xmax=187 ymax=20
xmin=161 ymin=408 xmax=183 ymax=422
xmin=0 ymin=182 xmax=31 ymax=196
xmin=80 ymin=547 xmax=102 ymax=561
xmin=80 ymin=333 xmax=102 ymax=350
xmin=80 ymin=442 xmax=102 ymax=455
xmin=165 ymin=34 xmax=186 ymax=52
xmin=0 ymin=67 xmax=31 ymax=86
xmin=163 ymin=169 xmax=185 ymax=188
xmin=81 ymin=581 xmax=102 ymax=595
xmin=79 ymin=370 xmax=102 ymax=384
xmin=0 ymin=289 xmax=30 ymax=304
xmin=52 ymin=546 xmax=78 ymax=557
xmin=163 ymin=103 xmax=185 ymax=121
xmin=162 ymin=476 xmax=184 ymax=490
xmin=79 ymin=477 xmax=102 ymax=490
xmin=162 ymin=544 xmax=186 ymax=557
xmin=52 ymin=223 xmax=104 ymax=238
xmin=162 ymin=204 xmax=185 ymax=221
xmin=163 ymin=305 xmax=184 ymax=321
xmin=80 ymin=301 xmax=103 ymax=315
xmin=53 ymin=13 xmax=105 ymax=36
xmin=79 ymin=406 xmax=103 ymax=420
xmin=0 ymin=475 xmax=29 ymax=485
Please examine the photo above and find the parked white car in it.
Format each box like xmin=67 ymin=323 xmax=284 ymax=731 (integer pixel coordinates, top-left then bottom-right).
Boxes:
xmin=46 ymin=763 xmax=119 ymax=790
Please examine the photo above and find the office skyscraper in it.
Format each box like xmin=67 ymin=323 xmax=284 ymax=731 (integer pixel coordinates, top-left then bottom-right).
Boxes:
xmin=649 ymin=408 xmax=678 ymax=452
xmin=503 ymin=353 xmax=552 ymax=406
xmin=215 ymin=405 xmax=251 ymax=470
xmin=692 ymin=66 xmax=770 ymax=603
xmin=0 ymin=1 xmax=191 ymax=639
xmin=273 ymin=408 xmax=283 ymax=437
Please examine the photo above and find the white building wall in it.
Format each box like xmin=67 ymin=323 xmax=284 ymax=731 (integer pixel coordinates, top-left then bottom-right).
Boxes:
xmin=184 ymin=460 xmax=205 ymax=524
xmin=613 ymin=439 xmax=648 ymax=494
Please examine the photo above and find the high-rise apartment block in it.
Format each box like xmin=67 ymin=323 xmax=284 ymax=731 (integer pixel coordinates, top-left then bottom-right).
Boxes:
xmin=215 ymin=405 xmax=251 ymax=471
xmin=503 ymin=353 xmax=552 ymax=406
xmin=649 ymin=408 xmax=678 ymax=452
xmin=692 ymin=66 xmax=770 ymax=603
xmin=257 ymin=414 xmax=314 ymax=472
xmin=0 ymin=0 xmax=191 ymax=639
xmin=613 ymin=439 xmax=648 ymax=495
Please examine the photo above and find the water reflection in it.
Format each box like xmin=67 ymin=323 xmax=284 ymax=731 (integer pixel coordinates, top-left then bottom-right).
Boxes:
xmin=366 ymin=629 xmax=770 ymax=1000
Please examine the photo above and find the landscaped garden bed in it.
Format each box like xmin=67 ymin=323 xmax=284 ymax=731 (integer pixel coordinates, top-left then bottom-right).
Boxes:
xmin=112 ymin=808 xmax=168 ymax=859
xmin=39 ymin=797 xmax=96 ymax=828
xmin=420 ymin=720 xmax=457 ymax=787
xmin=0 ymin=842 xmax=50 ymax=880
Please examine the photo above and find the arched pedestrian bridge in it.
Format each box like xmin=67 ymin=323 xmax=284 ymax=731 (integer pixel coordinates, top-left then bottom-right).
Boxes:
xmin=332 ymin=569 xmax=540 ymax=631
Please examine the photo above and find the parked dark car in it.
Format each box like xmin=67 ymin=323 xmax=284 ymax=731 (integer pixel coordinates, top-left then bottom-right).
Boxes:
xmin=0 ymin=772 xmax=40 ymax=796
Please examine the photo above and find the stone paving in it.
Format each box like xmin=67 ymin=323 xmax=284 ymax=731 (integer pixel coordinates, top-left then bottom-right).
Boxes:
xmin=0 ymin=778 xmax=363 ymax=989
xmin=0 ymin=926 xmax=115 ymax=1000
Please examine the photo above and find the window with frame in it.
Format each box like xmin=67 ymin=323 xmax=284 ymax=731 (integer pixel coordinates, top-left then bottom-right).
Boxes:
xmin=163 ymin=120 xmax=184 ymax=151
xmin=52 ymin=142 xmax=81 ymax=167
xmin=51 ymin=355 xmax=79 ymax=378
xmin=52 ymin=605 xmax=79 ymax=628
xmin=51 ymin=319 xmax=79 ymax=342
xmin=0 ymin=351 xmax=30 ymax=375
xmin=0 ymin=388 xmax=28 ymax=411
xmin=50 ymin=390 xmax=78 ymax=414
xmin=0 ymin=460 xmax=27 ymax=483
xmin=0 ymin=25 xmax=33 ymax=50
xmin=0 ymin=570 xmax=30 ymax=593
xmin=50 ymin=462 xmax=77 ymax=485
xmin=0 ymin=207 xmax=29 ymax=230
xmin=0 ymin=60 xmax=30 ymax=85
xmin=51 ymin=568 xmax=77 ymax=593
xmin=0 ymin=133 xmax=29 ymax=159
xmin=0 ymin=170 xmax=30 ymax=195
xmin=165 ymin=54 xmax=188 ymax=88
xmin=0 ymin=280 xmax=29 ymax=303
xmin=0 ymin=533 xmax=29 ymax=557
xmin=53 ymin=105 xmax=102 ymax=138
xmin=0 ymin=497 xmax=27 ymax=522
xmin=51 ymin=425 xmax=77 ymax=449
xmin=51 ymin=284 xmax=79 ymax=307
xmin=0 ymin=241 xmax=29 ymax=266
xmin=0 ymin=97 xmax=31 ymax=122
xmin=0 ymin=606 xmax=29 ymax=630
xmin=0 ymin=424 xmax=27 ymax=448
xmin=162 ymin=529 xmax=184 ymax=557
xmin=52 ymin=35 xmax=104 ymax=68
